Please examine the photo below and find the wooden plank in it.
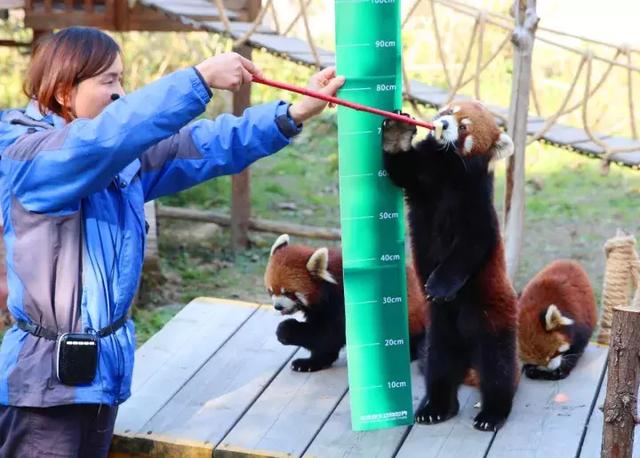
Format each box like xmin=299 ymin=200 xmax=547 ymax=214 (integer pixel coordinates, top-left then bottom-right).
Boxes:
xmin=302 ymin=363 xmax=425 ymax=458
xmin=141 ymin=0 xmax=240 ymax=20
xmin=540 ymin=123 xmax=607 ymax=147
xmin=0 ymin=0 xmax=25 ymax=9
xmin=408 ymin=81 xmax=456 ymax=108
xmin=217 ymin=351 xmax=349 ymax=457
xmin=486 ymin=344 xmax=608 ymax=458
xmin=608 ymin=151 xmax=640 ymax=168
xmin=287 ymin=52 xmax=336 ymax=68
xmin=201 ymin=20 xmax=275 ymax=35
xmin=248 ymin=33 xmax=333 ymax=57
xmin=111 ymin=432 xmax=214 ymax=458
xmin=136 ymin=306 xmax=298 ymax=445
xmin=114 ymin=298 xmax=259 ymax=435
xmin=396 ymin=384 xmax=491 ymax=458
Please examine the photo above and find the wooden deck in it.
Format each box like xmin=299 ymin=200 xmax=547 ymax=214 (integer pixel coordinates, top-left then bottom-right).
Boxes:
xmin=110 ymin=297 xmax=634 ymax=458
xmin=134 ymin=0 xmax=640 ymax=170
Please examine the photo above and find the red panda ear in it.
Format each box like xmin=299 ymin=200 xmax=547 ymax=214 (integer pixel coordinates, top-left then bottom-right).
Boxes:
xmin=544 ymin=304 xmax=575 ymax=331
xmin=270 ymin=234 xmax=290 ymax=257
xmin=306 ymin=247 xmax=337 ymax=284
xmin=490 ymin=133 xmax=514 ymax=161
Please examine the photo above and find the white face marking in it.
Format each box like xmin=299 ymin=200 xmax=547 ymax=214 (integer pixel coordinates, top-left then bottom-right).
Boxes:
xmin=547 ymin=355 xmax=562 ymax=371
xmin=558 ymin=343 xmax=570 ymax=353
xmin=433 ymin=115 xmax=458 ymax=144
xmin=280 ymin=287 xmax=285 ymax=294
xmin=461 ymin=118 xmax=472 ymax=126
xmin=463 ymin=135 xmax=474 ymax=154
xmin=272 ymin=294 xmax=298 ymax=315
xmin=295 ymin=292 xmax=308 ymax=306
xmin=452 ymin=105 xmax=461 ymax=113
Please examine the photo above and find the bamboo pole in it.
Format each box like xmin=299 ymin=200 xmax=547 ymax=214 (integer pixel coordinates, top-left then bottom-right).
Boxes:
xmin=503 ymin=0 xmax=538 ymax=280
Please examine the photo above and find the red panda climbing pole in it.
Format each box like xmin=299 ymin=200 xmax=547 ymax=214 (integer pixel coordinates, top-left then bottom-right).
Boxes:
xmin=335 ymin=0 xmax=413 ymax=431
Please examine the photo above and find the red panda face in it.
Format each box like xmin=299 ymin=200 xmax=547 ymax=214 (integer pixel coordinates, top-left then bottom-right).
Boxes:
xmin=518 ymin=304 xmax=573 ymax=370
xmin=264 ymin=234 xmax=339 ymax=315
xmin=431 ymin=100 xmax=513 ymax=161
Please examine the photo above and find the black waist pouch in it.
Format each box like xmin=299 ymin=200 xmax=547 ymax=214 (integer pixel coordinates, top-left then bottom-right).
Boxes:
xmin=55 ymin=333 xmax=99 ymax=385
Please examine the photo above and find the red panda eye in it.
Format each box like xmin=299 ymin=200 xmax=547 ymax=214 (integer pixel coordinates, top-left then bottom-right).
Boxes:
xmin=460 ymin=125 xmax=467 ymax=131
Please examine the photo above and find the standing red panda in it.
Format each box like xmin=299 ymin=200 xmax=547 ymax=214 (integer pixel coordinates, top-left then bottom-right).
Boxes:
xmin=264 ymin=234 xmax=429 ymax=372
xmin=518 ymin=260 xmax=597 ymax=380
xmin=382 ymin=100 xmax=518 ymax=432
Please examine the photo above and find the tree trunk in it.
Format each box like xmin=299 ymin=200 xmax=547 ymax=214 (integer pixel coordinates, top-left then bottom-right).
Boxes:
xmin=602 ymin=305 xmax=640 ymax=458
xmin=503 ymin=0 xmax=538 ymax=280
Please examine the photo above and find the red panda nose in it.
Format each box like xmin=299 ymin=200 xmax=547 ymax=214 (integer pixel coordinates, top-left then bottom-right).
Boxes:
xmin=274 ymin=304 xmax=283 ymax=311
xmin=441 ymin=120 xmax=449 ymax=130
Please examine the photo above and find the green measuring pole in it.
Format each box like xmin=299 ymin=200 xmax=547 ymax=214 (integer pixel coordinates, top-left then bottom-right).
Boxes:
xmin=335 ymin=0 xmax=413 ymax=431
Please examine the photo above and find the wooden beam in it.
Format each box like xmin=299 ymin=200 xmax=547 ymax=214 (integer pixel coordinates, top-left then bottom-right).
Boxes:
xmin=230 ymin=0 xmax=260 ymax=250
xmin=503 ymin=0 xmax=538 ymax=280
xmin=156 ymin=205 xmax=341 ymax=241
xmin=602 ymin=304 xmax=640 ymax=458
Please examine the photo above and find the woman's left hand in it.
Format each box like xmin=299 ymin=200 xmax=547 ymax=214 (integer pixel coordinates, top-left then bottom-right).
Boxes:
xmin=288 ymin=67 xmax=345 ymax=124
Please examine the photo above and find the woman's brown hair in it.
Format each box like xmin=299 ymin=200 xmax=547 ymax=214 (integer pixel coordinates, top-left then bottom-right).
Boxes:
xmin=24 ymin=27 xmax=120 ymax=122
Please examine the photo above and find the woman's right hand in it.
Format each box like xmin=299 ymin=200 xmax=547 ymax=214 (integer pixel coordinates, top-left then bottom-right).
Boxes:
xmin=195 ymin=52 xmax=264 ymax=92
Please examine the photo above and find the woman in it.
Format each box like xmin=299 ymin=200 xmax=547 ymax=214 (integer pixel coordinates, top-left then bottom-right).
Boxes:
xmin=0 ymin=27 xmax=344 ymax=457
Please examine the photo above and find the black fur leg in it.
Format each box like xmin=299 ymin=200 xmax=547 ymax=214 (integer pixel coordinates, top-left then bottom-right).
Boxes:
xmin=382 ymin=115 xmax=417 ymax=155
xmin=276 ymin=318 xmax=304 ymax=346
xmin=291 ymin=351 xmax=339 ymax=372
xmin=416 ymin=319 xmax=468 ymax=425
xmin=474 ymin=329 xmax=517 ymax=432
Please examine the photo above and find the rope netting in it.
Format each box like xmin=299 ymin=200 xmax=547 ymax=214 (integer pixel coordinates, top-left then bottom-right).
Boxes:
xmin=136 ymin=0 xmax=638 ymax=165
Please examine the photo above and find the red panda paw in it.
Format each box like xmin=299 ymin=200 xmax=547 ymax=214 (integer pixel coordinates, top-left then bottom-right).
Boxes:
xmin=276 ymin=319 xmax=300 ymax=346
xmin=414 ymin=399 xmax=459 ymax=425
xmin=382 ymin=114 xmax=417 ymax=155
xmin=473 ymin=411 xmax=506 ymax=432
xmin=425 ymin=272 xmax=466 ymax=304
xmin=291 ymin=357 xmax=334 ymax=372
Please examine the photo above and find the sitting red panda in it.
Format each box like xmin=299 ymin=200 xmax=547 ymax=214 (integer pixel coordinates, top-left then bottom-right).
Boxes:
xmin=518 ymin=260 xmax=597 ymax=380
xmin=264 ymin=234 xmax=429 ymax=372
xmin=382 ymin=101 xmax=518 ymax=432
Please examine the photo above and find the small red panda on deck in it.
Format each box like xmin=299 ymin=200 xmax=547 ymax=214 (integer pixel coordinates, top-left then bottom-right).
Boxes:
xmin=264 ymin=234 xmax=429 ymax=372
xmin=518 ymin=260 xmax=597 ymax=380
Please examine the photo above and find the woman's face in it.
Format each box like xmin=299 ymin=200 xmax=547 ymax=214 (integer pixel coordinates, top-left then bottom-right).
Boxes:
xmin=66 ymin=54 xmax=125 ymax=120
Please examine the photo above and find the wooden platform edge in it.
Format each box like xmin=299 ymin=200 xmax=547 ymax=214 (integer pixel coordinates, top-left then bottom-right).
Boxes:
xmin=214 ymin=445 xmax=295 ymax=458
xmin=110 ymin=432 xmax=214 ymax=458
xmin=575 ymin=348 xmax=609 ymax=456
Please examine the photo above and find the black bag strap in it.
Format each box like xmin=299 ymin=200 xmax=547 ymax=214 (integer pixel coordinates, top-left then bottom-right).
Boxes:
xmin=17 ymin=314 xmax=129 ymax=341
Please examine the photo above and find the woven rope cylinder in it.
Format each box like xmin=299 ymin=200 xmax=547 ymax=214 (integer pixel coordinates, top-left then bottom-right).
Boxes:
xmin=597 ymin=230 xmax=638 ymax=344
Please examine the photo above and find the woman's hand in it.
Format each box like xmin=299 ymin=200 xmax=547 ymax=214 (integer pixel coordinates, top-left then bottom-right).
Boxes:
xmin=195 ymin=52 xmax=264 ymax=92
xmin=288 ymin=67 xmax=345 ymax=124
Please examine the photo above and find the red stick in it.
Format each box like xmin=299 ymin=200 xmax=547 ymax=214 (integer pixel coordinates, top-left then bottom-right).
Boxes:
xmin=252 ymin=75 xmax=434 ymax=130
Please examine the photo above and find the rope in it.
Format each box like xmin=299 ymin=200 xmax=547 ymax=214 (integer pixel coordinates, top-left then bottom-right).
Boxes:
xmin=138 ymin=0 xmax=639 ymax=162
xmin=597 ymin=230 xmax=639 ymax=345
xmin=298 ymin=0 xmax=321 ymax=68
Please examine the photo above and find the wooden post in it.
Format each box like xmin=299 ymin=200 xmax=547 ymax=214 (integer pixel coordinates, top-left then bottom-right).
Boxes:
xmin=602 ymin=303 xmax=640 ymax=458
xmin=230 ymin=0 xmax=260 ymax=250
xmin=503 ymin=0 xmax=538 ymax=280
